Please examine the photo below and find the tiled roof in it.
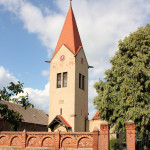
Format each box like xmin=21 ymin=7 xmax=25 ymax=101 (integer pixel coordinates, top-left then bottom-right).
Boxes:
xmin=57 ymin=115 xmax=71 ymax=128
xmin=0 ymin=100 xmax=48 ymax=126
xmin=92 ymin=111 xmax=100 ymax=120
xmin=49 ymin=115 xmax=71 ymax=129
xmin=53 ymin=7 xmax=82 ymax=57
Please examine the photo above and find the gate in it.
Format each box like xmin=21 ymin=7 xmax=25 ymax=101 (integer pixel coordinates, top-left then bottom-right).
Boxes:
xmin=109 ymin=132 xmax=126 ymax=150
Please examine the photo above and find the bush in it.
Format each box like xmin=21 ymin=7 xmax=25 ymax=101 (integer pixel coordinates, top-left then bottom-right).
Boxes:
xmin=110 ymin=138 xmax=119 ymax=150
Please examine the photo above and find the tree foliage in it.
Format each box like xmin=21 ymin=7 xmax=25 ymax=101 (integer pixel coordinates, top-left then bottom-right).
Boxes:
xmin=94 ymin=24 xmax=150 ymax=133
xmin=0 ymin=81 xmax=34 ymax=131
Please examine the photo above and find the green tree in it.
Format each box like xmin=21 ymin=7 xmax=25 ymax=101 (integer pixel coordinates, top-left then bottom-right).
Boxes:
xmin=94 ymin=24 xmax=150 ymax=133
xmin=0 ymin=81 xmax=34 ymax=131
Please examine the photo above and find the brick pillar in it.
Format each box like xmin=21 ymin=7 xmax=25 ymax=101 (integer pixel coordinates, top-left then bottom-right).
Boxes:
xmin=93 ymin=127 xmax=99 ymax=150
xmin=99 ymin=122 xmax=109 ymax=150
xmin=21 ymin=129 xmax=26 ymax=149
xmin=54 ymin=132 xmax=60 ymax=150
xmin=126 ymin=120 xmax=135 ymax=150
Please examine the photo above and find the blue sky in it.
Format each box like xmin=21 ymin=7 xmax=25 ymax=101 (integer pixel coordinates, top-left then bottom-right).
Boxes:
xmin=0 ymin=0 xmax=150 ymax=118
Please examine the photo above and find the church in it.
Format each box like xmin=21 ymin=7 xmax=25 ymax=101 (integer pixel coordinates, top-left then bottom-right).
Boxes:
xmin=48 ymin=1 xmax=103 ymax=132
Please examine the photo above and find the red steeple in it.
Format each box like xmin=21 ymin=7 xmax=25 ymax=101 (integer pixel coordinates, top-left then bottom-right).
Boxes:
xmin=53 ymin=7 xmax=82 ymax=57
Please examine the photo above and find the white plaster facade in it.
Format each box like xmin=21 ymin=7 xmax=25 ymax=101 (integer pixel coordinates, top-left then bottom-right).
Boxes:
xmin=49 ymin=45 xmax=88 ymax=132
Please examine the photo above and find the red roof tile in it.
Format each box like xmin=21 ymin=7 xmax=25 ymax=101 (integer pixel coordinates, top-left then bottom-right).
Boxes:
xmin=57 ymin=115 xmax=71 ymax=128
xmin=53 ymin=7 xmax=82 ymax=57
xmin=92 ymin=111 xmax=100 ymax=120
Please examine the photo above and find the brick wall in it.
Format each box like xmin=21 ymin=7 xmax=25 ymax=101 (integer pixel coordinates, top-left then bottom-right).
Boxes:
xmin=126 ymin=121 xmax=135 ymax=150
xmin=0 ymin=120 xmax=48 ymax=132
xmin=0 ymin=120 xmax=11 ymax=131
xmin=0 ymin=121 xmax=136 ymax=150
xmin=0 ymin=124 xmax=109 ymax=150
xmin=99 ymin=123 xmax=109 ymax=150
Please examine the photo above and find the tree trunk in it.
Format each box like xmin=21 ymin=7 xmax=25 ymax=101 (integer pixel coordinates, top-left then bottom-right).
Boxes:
xmin=143 ymin=134 xmax=148 ymax=150
xmin=119 ymin=131 xmax=123 ymax=150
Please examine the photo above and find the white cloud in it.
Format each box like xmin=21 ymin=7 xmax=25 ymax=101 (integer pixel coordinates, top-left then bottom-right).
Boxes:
xmin=1 ymin=0 xmax=149 ymax=79
xmin=23 ymin=83 xmax=49 ymax=114
xmin=0 ymin=0 xmax=150 ymax=117
xmin=0 ymin=0 xmax=23 ymax=13
xmin=88 ymin=79 xmax=97 ymax=119
xmin=0 ymin=66 xmax=18 ymax=88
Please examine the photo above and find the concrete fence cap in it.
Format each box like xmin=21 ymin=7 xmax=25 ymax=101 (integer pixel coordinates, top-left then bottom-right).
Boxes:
xmin=100 ymin=121 xmax=108 ymax=124
xmin=93 ymin=127 xmax=99 ymax=131
xmin=126 ymin=120 xmax=134 ymax=124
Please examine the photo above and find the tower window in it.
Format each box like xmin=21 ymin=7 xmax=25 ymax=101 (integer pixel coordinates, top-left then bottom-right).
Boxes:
xmin=82 ymin=75 xmax=85 ymax=90
xmin=57 ymin=73 xmax=61 ymax=88
xmin=63 ymin=72 xmax=67 ymax=87
xmin=79 ymin=73 xmax=82 ymax=89
xmin=79 ymin=73 xmax=85 ymax=90
xmin=60 ymin=108 xmax=62 ymax=115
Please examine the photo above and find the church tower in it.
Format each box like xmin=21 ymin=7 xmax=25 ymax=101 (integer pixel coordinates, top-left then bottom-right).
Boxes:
xmin=49 ymin=3 xmax=88 ymax=132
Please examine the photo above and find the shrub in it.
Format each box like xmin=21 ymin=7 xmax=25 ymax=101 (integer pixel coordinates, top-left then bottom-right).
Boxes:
xmin=110 ymin=138 xmax=119 ymax=150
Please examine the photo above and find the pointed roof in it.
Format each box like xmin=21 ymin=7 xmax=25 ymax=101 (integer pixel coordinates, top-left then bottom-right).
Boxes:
xmin=92 ymin=111 xmax=100 ymax=120
xmin=53 ymin=7 xmax=82 ymax=57
xmin=57 ymin=115 xmax=71 ymax=128
xmin=49 ymin=115 xmax=71 ymax=129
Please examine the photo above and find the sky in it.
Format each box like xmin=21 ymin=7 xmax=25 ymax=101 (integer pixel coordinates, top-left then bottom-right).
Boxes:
xmin=0 ymin=0 xmax=150 ymax=119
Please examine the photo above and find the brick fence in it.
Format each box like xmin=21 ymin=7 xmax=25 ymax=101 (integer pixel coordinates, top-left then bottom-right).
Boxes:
xmin=0 ymin=122 xmax=136 ymax=150
xmin=0 ymin=123 xmax=109 ymax=150
xmin=126 ymin=121 xmax=135 ymax=150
